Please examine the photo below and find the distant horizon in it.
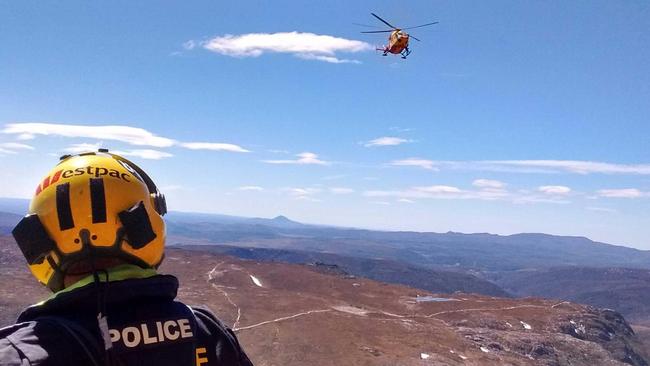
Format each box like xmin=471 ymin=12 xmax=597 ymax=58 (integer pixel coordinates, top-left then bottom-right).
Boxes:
xmin=2 ymin=196 xmax=645 ymax=251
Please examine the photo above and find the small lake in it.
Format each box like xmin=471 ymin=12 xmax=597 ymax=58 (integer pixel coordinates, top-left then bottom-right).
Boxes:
xmin=415 ymin=296 xmax=460 ymax=303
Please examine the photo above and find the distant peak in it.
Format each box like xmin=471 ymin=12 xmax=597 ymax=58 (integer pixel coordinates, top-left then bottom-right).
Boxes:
xmin=273 ymin=215 xmax=292 ymax=222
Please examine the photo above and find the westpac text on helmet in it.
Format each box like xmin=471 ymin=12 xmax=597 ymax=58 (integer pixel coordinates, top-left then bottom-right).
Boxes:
xmin=35 ymin=166 xmax=132 ymax=195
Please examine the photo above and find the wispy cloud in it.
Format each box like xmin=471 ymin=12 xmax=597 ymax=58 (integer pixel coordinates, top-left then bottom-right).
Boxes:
xmin=182 ymin=40 xmax=196 ymax=50
xmin=538 ymin=185 xmax=572 ymax=195
xmin=389 ymin=126 xmax=413 ymax=133
xmin=513 ymin=196 xmax=571 ymax=205
xmin=238 ymin=186 xmax=264 ymax=191
xmin=364 ymin=182 xmax=571 ymax=204
xmin=486 ymin=160 xmax=650 ymax=175
xmin=387 ymin=159 xmax=650 ymax=175
xmin=3 ymin=123 xmax=175 ymax=147
xmin=472 ymin=179 xmax=505 ymax=189
xmin=329 ymin=187 xmax=354 ymax=194
xmin=180 ymin=142 xmax=250 ymax=153
xmin=284 ymin=187 xmax=322 ymax=202
xmin=112 ymin=149 xmax=173 ymax=160
xmin=363 ymin=137 xmax=411 ymax=147
xmin=370 ymin=201 xmax=391 ymax=206
xmin=63 ymin=143 xmax=174 ymax=160
xmin=64 ymin=142 xmax=103 ymax=154
xmin=295 ymin=53 xmax=361 ymax=64
xmin=586 ymin=207 xmax=618 ymax=214
xmin=198 ymin=32 xmax=372 ymax=64
xmin=0 ymin=142 xmax=34 ymax=154
xmin=364 ymin=185 xmax=465 ymax=199
xmin=390 ymin=158 xmax=438 ymax=171
xmin=264 ymin=152 xmax=329 ymax=165
xmin=2 ymin=123 xmax=250 ymax=156
xmin=397 ymin=198 xmax=415 ymax=204
xmin=597 ymin=188 xmax=647 ymax=198
xmin=322 ymin=174 xmax=346 ymax=181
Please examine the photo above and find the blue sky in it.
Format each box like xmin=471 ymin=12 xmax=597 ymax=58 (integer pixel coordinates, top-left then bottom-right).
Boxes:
xmin=1 ymin=1 xmax=649 ymax=249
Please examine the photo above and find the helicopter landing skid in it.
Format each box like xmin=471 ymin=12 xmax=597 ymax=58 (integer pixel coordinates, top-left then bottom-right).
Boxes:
xmin=400 ymin=48 xmax=411 ymax=59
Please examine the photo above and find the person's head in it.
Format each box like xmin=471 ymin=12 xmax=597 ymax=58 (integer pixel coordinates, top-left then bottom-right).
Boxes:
xmin=12 ymin=149 xmax=167 ymax=292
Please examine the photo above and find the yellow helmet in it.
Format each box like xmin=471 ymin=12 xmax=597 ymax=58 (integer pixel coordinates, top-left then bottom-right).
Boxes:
xmin=12 ymin=149 xmax=167 ymax=292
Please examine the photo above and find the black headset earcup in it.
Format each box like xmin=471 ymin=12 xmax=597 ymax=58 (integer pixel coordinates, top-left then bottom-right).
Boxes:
xmin=118 ymin=201 xmax=157 ymax=249
xmin=12 ymin=214 xmax=57 ymax=265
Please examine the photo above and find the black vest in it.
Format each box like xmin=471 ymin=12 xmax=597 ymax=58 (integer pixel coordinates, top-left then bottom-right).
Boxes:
xmin=0 ymin=274 xmax=253 ymax=366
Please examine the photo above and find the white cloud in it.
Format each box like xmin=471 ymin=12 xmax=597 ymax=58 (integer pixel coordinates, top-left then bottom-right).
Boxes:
xmin=180 ymin=142 xmax=250 ymax=153
xmin=597 ymin=188 xmax=646 ymax=198
xmin=322 ymin=174 xmax=346 ymax=181
xmin=2 ymin=123 xmax=250 ymax=157
xmin=63 ymin=142 xmax=104 ymax=154
xmin=286 ymin=187 xmax=321 ymax=197
xmin=200 ymin=32 xmax=372 ymax=63
xmin=3 ymin=123 xmax=175 ymax=147
xmin=238 ymin=186 xmax=264 ymax=191
xmin=16 ymin=133 xmax=35 ymax=140
xmin=183 ymin=40 xmax=196 ymax=50
xmin=389 ymin=126 xmax=413 ymax=133
xmin=462 ymin=160 xmax=650 ymax=175
xmin=389 ymin=159 xmax=650 ymax=175
xmin=488 ymin=160 xmax=650 ymax=175
xmin=364 ymin=182 xmax=571 ymax=204
xmin=329 ymin=187 xmax=354 ymax=194
xmin=414 ymin=185 xmax=462 ymax=194
xmin=112 ymin=149 xmax=173 ymax=160
xmin=472 ymin=179 xmax=505 ymax=189
xmin=364 ymin=137 xmax=411 ymax=147
xmin=397 ymin=198 xmax=415 ymax=204
xmin=390 ymin=158 xmax=438 ymax=171
xmin=364 ymin=185 xmax=467 ymax=200
xmin=538 ymin=185 xmax=572 ymax=195
xmin=295 ymin=53 xmax=361 ymax=64
xmin=513 ymin=196 xmax=571 ymax=205
xmin=264 ymin=152 xmax=329 ymax=165
xmin=370 ymin=201 xmax=391 ymax=205
xmin=284 ymin=187 xmax=322 ymax=202
xmin=0 ymin=142 xmax=34 ymax=154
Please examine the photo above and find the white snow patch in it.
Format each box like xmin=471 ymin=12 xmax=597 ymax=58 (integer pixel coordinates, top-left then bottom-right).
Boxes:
xmin=459 ymin=355 xmax=468 ymax=360
xmin=420 ymin=353 xmax=430 ymax=359
xmin=480 ymin=346 xmax=490 ymax=353
xmin=505 ymin=322 xmax=513 ymax=327
xmin=249 ymin=275 xmax=263 ymax=287
xmin=520 ymin=321 xmax=532 ymax=330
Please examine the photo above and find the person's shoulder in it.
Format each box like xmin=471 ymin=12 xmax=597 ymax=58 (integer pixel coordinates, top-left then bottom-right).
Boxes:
xmin=185 ymin=304 xmax=254 ymax=366
xmin=0 ymin=319 xmax=96 ymax=365
xmin=189 ymin=304 xmax=236 ymax=342
xmin=0 ymin=321 xmax=49 ymax=364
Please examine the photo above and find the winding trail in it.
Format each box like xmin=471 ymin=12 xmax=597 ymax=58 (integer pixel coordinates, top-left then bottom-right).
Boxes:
xmin=207 ymin=263 xmax=242 ymax=329
xmin=235 ymin=309 xmax=332 ymax=331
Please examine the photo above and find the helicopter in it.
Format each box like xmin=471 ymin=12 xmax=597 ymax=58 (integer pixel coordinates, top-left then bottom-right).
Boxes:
xmin=360 ymin=13 xmax=438 ymax=59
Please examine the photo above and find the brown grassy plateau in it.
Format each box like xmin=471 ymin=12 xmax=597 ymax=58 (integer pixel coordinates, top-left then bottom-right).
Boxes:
xmin=1 ymin=237 xmax=648 ymax=365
